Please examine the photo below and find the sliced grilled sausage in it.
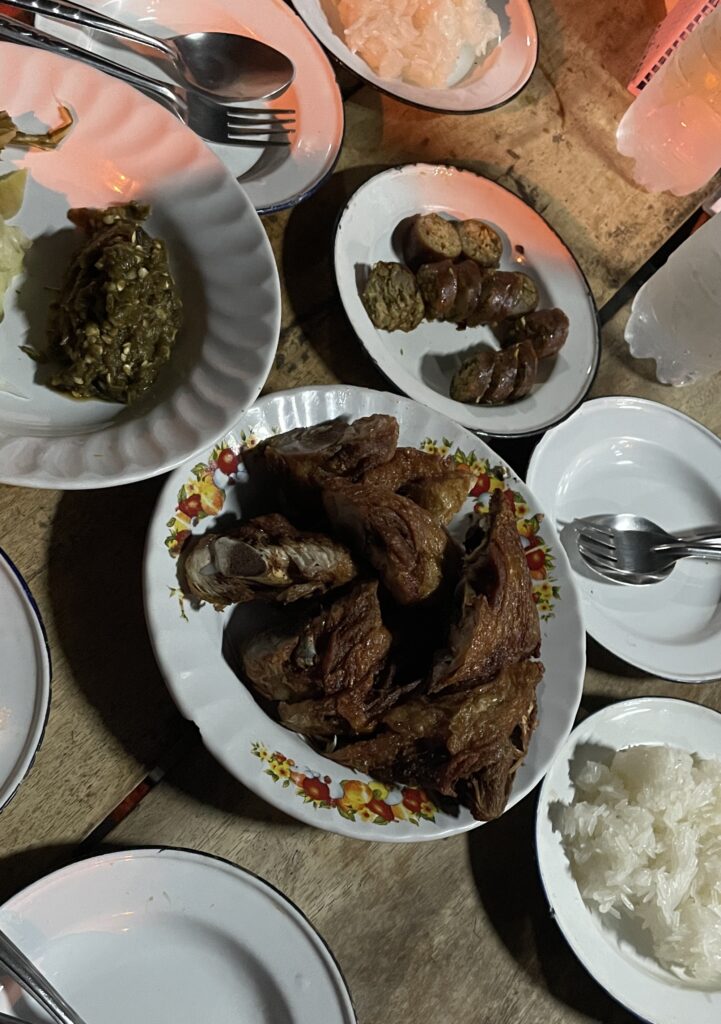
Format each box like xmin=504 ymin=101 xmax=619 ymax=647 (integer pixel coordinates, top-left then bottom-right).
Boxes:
xmin=467 ymin=271 xmax=540 ymax=326
xmin=404 ymin=213 xmax=462 ymax=271
xmin=500 ymin=308 xmax=570 ymax=358
xmin=361 ymin=261 xmax=425 ymax=332
xmin=457 ymin=219 xmax=503 ymax=268
xmin=508 ymin=340 xmax=538 ymax=399
xmin=449 ymin=260 xmax=484 ymax=326
xmin=450 ymin=349 xmax=495 ymax=403
xmin=416 ymin=260 xmax=458 ymax=320
xmin=483 ymin=346 xmax=519 ymax=404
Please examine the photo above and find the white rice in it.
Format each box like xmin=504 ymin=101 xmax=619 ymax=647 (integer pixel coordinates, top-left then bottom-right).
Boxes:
xmin=557 ymin=745 xmax=721 ymax=983
xmin=334 ymin=0 xmax=501 ymax=89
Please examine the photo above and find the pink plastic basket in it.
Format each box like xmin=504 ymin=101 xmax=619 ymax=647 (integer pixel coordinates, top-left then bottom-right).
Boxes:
xmin=628 ymin=0 xmax=720 ymax=94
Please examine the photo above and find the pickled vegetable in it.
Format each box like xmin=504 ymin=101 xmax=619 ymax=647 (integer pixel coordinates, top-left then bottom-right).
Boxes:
xmin=47 ymin=202 xmax=183 ymax=404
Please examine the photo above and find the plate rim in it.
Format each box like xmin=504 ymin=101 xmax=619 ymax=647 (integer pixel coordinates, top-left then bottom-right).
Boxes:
xmin=0 ymin=544 xmax=52 ymax=814
xmin=143 ymin=382 xmax=587 ymax=842
xmin=527 ymin=395 xmax=721 ymax=682
xmin=535 ymin=695 xmax=721 ymax=1024
xmin=290 ymin=0 xmax=539 ymax=114
xmin=333 ymin=161 xmax=601 ymax=439
xmin=0 ymin=844 xmax=358 ymax=1024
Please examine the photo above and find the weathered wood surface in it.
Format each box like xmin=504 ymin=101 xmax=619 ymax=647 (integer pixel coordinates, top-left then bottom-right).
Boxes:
xmin=2 ymin=4 xmax=719 ymax=1019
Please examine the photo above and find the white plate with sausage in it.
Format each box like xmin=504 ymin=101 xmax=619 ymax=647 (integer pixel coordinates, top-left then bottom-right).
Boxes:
xmin=334 ymin=164 xmax=600 ymax=439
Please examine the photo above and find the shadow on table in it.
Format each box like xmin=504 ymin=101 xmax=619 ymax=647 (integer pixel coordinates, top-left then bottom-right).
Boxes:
xmin=281 ymin=161 xmax=389 ymax=327
xmin=46 ymin=479 xmax=196 ymax=773
xmin=467 ymin=791 xmax=638 ymax=1023
xmin=155 ymin=741 xmax=299 ymax=829
xmin=0 ymin=842 xmax=101 ymax=904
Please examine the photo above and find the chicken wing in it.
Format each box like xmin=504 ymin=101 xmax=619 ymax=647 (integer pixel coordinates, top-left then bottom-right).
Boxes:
xmin=178 ymin=513 xmax=357 ymax=609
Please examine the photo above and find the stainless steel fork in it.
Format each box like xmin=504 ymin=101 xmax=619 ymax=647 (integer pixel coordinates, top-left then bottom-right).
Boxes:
xmin=0 ymin=926 xmax=88 ymax=1024
xmin=0 ymin=15 xmax=295 ymax=146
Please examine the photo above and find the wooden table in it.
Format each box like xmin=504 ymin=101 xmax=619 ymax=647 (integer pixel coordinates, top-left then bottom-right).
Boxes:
xmin=1 ymin=3 xmax=720 ymax=1022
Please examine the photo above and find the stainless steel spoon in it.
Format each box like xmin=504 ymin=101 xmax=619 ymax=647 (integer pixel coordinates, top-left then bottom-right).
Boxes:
xmin=575 ymin=513 xmax=721 ymax=585
xmin=4 ymin=0 xmax=295 ymax=101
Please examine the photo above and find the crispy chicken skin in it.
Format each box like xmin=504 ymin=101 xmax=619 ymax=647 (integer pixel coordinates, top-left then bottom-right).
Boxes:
xmin=330 ymin=660 xmax=543 ymax=820
xmin=243 ymin=414 xmax=399 ymax=515
xmin=430 ymin=490 xmax=541 ymax=692
xmin=323 ymin=483 xmax=451 ymax=605
xmin=243 ymin=580 xmax=389 ymax=695
xmin=361 ymin=447 xmax=471 ymax=524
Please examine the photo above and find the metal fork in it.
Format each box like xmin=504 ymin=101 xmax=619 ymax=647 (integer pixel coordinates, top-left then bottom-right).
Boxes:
xmin=0 ymin=15 xmax=295 ymax=146
xmin=575 ymin=513 xmax=721 ymax=585
xmin=0 ymin=926 xmax=88 ymax=1024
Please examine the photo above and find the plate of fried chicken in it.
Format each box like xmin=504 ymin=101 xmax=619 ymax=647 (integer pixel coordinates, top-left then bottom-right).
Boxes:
xmin=144 ymin=386 xmax=585 ymax=840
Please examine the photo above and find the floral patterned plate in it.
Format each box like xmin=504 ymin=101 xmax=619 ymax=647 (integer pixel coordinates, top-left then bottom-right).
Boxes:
xmin=144 ymin=386 xmax=585 ymax=841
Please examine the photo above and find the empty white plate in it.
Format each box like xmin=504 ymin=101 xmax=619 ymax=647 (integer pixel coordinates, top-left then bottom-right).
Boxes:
xmin=292 ymin=0 xmax=538 ymax=112
xmin=334 ymin=164 xmax=600 ymax=439
xmin=527 ymin=397 xmax=721 ymax=681
xmin=537 ymin=697 xmax=721 ymax=1024
xmin=0 ymin=546 xmax=51 ymax=813
xmin=0 ymin=847 xmax=356 ymax=1024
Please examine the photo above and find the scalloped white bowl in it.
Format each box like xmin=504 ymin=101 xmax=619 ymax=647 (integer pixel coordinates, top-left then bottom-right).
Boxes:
xmin=0 ymin=42 xmax=280 ymax=488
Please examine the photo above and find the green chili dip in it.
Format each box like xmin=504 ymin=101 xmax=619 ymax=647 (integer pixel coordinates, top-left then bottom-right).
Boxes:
xmin=48 ymin=201 xmax=183 ymax=404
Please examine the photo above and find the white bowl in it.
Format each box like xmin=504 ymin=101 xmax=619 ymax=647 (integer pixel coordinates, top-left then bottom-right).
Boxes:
xmin=527 ymin=396 xmax=721 ymax=681
xmin=0 ymin=42 xmax=280 ymax=488
xmin=0 ymin=848 xmax=356 ymax=1024
xmin=537 ymin=697 xmax=721 ymax=1024
xmin=0 ymin=546 xmax=51 ymax=813
xmin=292 ymin=0 xmax=538 ymax=112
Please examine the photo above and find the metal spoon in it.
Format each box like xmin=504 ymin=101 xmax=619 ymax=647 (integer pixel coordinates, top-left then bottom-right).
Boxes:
xmin=4 ymin=0 xmax=295 ymax=101
xmin=575 ymin=513 xmax=721 ymax=585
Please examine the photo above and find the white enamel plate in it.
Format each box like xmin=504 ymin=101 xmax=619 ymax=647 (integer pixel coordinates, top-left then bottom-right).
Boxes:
xmin=527 ymin=397 xmax=721 ymax=682
xmin=0 ymin=848 xmax=356 ymax=1024
xmin=38 ymin=0 xmax=345 ymax=214
xmin=292 ymin=0 xmax=538 ymax=113
xmin=0 ymin=42 xmax=280 ymax=488
xmin=0 ymin=547 xmax=51 ymax=813
xmin=334 ymin=164 xmax=600 ymax=439
xmin=537 ymin=697 xmax=721 ymax=1024
xmin=144 ymin=385 xmax=586 ymax=842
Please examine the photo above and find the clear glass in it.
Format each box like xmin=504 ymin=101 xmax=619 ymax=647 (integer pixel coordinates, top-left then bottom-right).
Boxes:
xmin=616 ymin=8 xmax=721 ymax=196
xmin=625 ymin=212 xmax=721 ymax=385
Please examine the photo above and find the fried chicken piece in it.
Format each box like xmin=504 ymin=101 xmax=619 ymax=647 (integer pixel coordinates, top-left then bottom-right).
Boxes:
xmin=278 ymin=696 xmax=346 ymax=738
xmin=330 ymin=660 xmax=543 ymax=820
xmin=242 ymin=581 xmax=392 ymax=732
xmin=430 ymin=490 xmax=540 ymax=692
xmin=323 ymin=483 xmax=451 ymax=605
xmin=178 ymin=513 xmax=357 ymax=609
xmin=243 ymin=415 xmax=399 ymax=504
xmin=361 ymin=448 xmax=471 ymax=524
